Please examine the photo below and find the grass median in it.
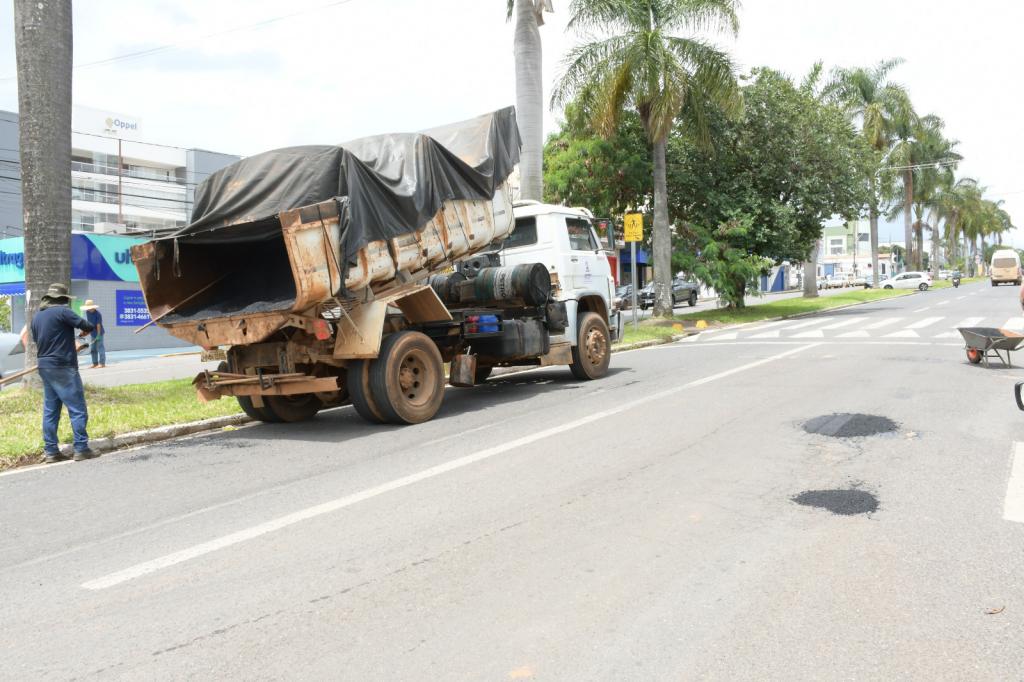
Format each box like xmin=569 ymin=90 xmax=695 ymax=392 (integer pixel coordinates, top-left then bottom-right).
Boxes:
xmin=931 ymin=276 xmax=983 ymax=289
xmin=0 ymin=378 xmax=242 ymax=470
xmin=616 ymin=287 xmax=914 ymax=346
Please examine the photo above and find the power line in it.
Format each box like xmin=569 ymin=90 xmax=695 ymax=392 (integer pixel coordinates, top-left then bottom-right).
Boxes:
xmin=0 ymin=0 xmax=359 ymax=81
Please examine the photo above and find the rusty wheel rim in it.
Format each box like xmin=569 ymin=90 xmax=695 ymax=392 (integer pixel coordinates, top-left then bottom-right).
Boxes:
xmin=583 ymin=325 xmax=607 ymax=368
xmin=397 ymin=349 xmax=435 ymax=407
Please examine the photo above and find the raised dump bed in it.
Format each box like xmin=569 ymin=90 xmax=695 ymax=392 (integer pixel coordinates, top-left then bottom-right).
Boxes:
xmin=132 ymin=108 xmax=519 ymax=347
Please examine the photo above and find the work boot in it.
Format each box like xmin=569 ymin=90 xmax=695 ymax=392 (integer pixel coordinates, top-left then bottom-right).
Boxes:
xmin=43 ymin=452 xmax=70 ymax=464
xmin=73 ymin=449 xmax=98 ymax=461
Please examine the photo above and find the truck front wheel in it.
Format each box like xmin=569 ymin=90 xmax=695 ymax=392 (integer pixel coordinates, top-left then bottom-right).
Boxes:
xmin=570 ymin=312 xmax=611 ymax=380
xmin=370 ymin=331 xmax=445 ymax=424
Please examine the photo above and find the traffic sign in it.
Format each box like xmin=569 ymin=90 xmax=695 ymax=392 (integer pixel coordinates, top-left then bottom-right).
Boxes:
xmin=624 ymin=213 xmax=643 ymax=242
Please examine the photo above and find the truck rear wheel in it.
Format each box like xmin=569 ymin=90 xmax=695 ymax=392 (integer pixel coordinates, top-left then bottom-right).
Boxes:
xmin=370 ymin=331 xmax=445 ymax=424
xmin=265 ymin=394 xmax=323 ymax=423
xmin=570 ymin=312 xmax=611 ymax=380
xmin=347 ymin=359 xmax=387 ymax=424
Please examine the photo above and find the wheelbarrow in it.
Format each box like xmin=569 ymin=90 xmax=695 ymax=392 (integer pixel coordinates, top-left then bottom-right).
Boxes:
xmin=958 ymin=327 xmax=1024 ymax=367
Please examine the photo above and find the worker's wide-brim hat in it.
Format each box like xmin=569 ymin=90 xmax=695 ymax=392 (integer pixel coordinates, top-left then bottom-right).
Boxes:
xmin=81 ymin=299 xmax=99 ymax=311
xmin=41 ymin=283 xmax=70 ymax=302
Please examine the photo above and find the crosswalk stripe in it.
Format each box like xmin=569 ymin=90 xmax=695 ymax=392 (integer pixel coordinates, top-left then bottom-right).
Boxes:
xmin=715 ymin=332 xmax=738 ymax=340
xmin=820 ymin=318 xmax=861 ymax=330
xmin=955 ymin=317 xmax=984 ymax=328
xmin=836 ymin=330 xmax=870 ymax=338
xmin=792 ymin=329 xmax=825 ymax=338
xmin=744 ymin=320 xmax=787 ymax=332
xmin=748 ymin=330 xmax=780 ymax=339
xmin=934 ymin=331 xmax=960 ymax=339
xmin=781 ymin=317 xmax=833 ymax=330
xmin=936 ymin=300 xmax=950 ymax=306
xmin=906 ymin=316 xmax=944 ymax=329
xmin=884 ymin=329 xmax=920 ymax=338
xmin=1003 ymin=318 xmax=1024 ymax=330
xmin=864 ymin=317 xmax=903 ymax=329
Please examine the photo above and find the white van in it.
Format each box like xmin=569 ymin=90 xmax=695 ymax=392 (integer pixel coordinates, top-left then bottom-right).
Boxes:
xmin=990 ymin=249 xmax=1021 ymax=286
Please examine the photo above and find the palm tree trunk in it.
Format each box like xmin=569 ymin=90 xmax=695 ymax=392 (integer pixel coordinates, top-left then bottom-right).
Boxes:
xmin=869 ymin=208 xmax=880 ymax=287
xmin=931 ymin=225 xmax=940 ymax=280
xmin=903 ymin=170 xmax=913 ymax=269
xmin=651 ymin=135 xmax=672 ymax=317
xmin=513 ymin=0 xmax=543 ymax=202
xmin=802 ymin=240 xmax=819 ymax=298
xmin=14 ymin=0 xmax=73 ymax=377
xmin=913 ymin=220 xmax=924 ymax=270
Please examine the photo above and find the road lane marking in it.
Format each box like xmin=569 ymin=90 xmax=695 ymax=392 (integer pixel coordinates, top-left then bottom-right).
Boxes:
xmin=936 ymin=300 xmax=950 ymax=306
xmin=906 ymin=316 xmax=944 ymax=329
xmin=81 ymin=343 xmax=820 ymax=590
xmin=1003 ymin=318 xmax=1024 ymax=330
xmin=1004 ymin=442 xmax=1024 ymax=523
xmin=748 ymin=330 xmax=780 ymax=339
xmin=884 ymin=330 xmax=920 ymax=338
xmin=913 ymin=307 xmax=931 ymax=313
xmin=864 ymin=317 xmax=903 ymax=330
xmin=714 ymin=332 xmax=738 ymax=340
xmin=956 ymin=296 xmax=966 ymax=300
xmin=791 ymin=329 xmax=825 ymax=338
xmin=836 ymin=330 xmax=870 ymax=338
xmin=954 ymin=317 xmax=985 ymax=328
xmin=933 ymin=331 xmax=960 ymax=339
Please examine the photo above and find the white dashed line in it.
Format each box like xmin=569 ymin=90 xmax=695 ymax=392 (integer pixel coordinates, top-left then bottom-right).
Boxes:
xmin=906 ymin=316 xmax=944 ymax=329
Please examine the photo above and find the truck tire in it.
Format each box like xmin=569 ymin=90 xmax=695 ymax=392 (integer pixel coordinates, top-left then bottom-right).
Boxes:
xmin=265 ymin=394 xmax=323 ymax=423
xmin=347 ymin=359 xmax=387 ymax=424
xmin=688 ymin=291 xmax=698 ymax=307
xmin=370 ymin=331 xmax=445 ymax=424
xmin=570 ymin=312 xmax=611 ymax=380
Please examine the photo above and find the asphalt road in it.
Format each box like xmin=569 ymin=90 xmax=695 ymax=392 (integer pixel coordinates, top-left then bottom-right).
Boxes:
xmin=621 ymin=283 xmax=862 ymax=322
xmin=3 ymin=281 xmax=1024 ymax=679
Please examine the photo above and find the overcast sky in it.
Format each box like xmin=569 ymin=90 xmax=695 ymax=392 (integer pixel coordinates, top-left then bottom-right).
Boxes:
xmin=0 ymin=0 xmax=1020 ymax=245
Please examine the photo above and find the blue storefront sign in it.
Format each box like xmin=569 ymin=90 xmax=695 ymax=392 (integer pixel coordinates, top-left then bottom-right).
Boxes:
xmin=115 ymin=289 xmax=151 ymax=326
xmin=0 ymin=234 xmax=145 ymax=287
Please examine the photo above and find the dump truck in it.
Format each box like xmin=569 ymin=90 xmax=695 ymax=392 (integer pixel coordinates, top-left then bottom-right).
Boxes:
xmin=131 ymin=108 xmax=618 ymax=425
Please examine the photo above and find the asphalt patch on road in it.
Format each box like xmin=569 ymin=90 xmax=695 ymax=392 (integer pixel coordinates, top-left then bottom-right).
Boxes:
xmin=803 ymin=413 xmax=898 ymax=438
xmin=792 ymin=489 xmax=879 ymax=516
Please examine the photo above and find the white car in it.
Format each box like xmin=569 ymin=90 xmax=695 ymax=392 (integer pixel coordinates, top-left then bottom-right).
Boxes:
xmin=0 ymin=332 xmax=25 ymax=387
xmin=879 ymin=271 xmax=933 ymax=291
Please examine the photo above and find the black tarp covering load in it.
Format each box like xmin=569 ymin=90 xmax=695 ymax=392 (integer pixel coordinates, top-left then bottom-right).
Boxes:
xmin=168 ymin=107 xmax=521 ymax=270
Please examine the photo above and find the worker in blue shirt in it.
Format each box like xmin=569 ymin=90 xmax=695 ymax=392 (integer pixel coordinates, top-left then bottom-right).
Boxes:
xmin=29 ymin=283 xmax=97 ymax=463
xmin=81 ymin=299 xmax=106 ymax=368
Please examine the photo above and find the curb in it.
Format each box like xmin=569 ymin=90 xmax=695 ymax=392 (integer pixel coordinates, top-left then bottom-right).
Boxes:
xmin=88 ymin=413 xmax=253 ymax=454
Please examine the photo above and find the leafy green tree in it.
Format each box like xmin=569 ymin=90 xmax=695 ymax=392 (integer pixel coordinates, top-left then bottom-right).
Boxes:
xmin=667 ymin=68 xmax=869 ymax=302
xmin=543 ymin=109 xmax=651 ymax=219
xmin=0 ymin=296 xmax=10 ymax=332
xmin=675 ymin=215 xmax=771 ymax=308
xmin=553 ymin=0 xmax=741 ymax=317
xmin=826 ymin=59 xmax=912 ymax=286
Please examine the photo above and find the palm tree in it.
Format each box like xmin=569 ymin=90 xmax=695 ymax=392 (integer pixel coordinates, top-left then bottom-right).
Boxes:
xmin=887 ymin=105 xmax=920 ymax=267
xmin=898 ymin=115 xmax=960 ymax=270
xmin=827 ymin=59 xmax=911 ymax=286
xmin=553 ymin=0 xmax=740 ymax=317
xmin=508 ymin=0 xmax=554 ymax=201
xmin=13 ymin=0 xmax=73 ymax=375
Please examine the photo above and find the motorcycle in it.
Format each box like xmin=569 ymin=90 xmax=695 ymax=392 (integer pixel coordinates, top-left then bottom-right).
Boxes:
xmin=952 ymin=272 xmax=962 ymax=288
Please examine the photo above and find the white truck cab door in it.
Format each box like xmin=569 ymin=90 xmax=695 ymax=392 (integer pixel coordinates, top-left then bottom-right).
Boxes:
xmin=565 ymin=216 xmax=601 ymax=292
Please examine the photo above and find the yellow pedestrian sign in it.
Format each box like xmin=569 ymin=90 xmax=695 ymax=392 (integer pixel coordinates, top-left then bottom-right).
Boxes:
xmin=624 ymin=213 xmax=643 ymax=242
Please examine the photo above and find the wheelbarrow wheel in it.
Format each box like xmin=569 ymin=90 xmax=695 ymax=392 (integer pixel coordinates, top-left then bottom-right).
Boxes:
xmin=966 ymin=348 xmax=983 ymax=364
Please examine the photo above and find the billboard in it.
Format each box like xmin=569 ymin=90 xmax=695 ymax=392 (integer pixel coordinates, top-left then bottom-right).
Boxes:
xmin=0 ymin=234 xmax=146 ymax=285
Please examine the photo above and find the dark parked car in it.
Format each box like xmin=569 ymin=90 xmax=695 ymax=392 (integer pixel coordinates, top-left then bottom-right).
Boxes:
xmin=639 ymin=278 xmax=700 ymax=309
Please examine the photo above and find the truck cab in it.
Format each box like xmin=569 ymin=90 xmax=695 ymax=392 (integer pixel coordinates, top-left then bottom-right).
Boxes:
xmin=496 ymin=201 xmax=622 ymax=346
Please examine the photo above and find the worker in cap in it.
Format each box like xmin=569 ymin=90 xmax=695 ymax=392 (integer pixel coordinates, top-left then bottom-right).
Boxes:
xmin=80 ymin=299 xmax=106 ymax=368
xmin=28 ymin=283 xmax=97 ymax=463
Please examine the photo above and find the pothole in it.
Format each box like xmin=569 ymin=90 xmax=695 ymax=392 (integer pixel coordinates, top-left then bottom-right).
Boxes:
xmin=792 ymin=489 xmax=879 ymax=516
xmin=803 ymin=413 xmax=898 ymax=438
